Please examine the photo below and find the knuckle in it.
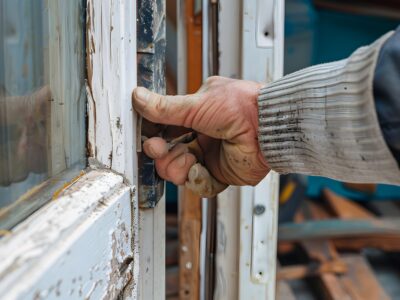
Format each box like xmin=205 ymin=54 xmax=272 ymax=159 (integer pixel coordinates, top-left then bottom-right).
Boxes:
xmin=153 ymin=94 xmax=169 ymax=115
xmin=206 ymin=76 xmax=221 ymax=84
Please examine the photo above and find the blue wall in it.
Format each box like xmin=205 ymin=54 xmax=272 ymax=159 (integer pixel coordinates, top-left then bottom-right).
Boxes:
xmin=285 ymin=0 xmax=400 ymax=74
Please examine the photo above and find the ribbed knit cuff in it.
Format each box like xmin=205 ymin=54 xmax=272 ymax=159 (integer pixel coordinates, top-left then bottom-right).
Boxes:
xmin=258 ymin=32 xmax=400 ymax=185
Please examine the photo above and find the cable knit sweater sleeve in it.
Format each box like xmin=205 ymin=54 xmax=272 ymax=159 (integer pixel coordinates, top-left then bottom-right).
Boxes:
xmin=257 ymin=31 xmax=400 ymax=185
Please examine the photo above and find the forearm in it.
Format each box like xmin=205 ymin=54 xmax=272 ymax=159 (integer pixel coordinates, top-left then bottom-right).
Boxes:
xmin=258 ymin=31 xmax=400 ymax=185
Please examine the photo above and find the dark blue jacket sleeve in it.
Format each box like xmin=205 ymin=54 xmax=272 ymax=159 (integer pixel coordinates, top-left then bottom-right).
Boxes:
xmin=374 ymin=26 xmax=400 ymax=167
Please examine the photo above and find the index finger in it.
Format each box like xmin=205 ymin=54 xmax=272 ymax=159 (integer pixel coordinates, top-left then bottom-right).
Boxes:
xmin=132 ymin=87 xmax=200 ymax=127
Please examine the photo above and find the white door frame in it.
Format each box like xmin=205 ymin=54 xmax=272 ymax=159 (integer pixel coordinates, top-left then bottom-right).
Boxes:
xmin=215 ymin=0 xmax=284 ymax=299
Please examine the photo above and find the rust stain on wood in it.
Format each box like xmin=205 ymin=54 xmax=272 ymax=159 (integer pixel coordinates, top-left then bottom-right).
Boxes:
xmin=52 ymin=171 xmax=86 ymax=200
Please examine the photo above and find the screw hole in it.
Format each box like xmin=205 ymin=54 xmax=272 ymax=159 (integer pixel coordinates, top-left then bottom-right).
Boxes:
xmin=259 ymin=271 xmax=263 ymax=276
xmin=264 ymin=31 xmax=269 ymax=37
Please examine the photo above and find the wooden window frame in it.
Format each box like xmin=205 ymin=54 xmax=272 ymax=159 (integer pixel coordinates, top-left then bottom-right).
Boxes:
xmin=0 ymin=1 xmax=160 ymax=299
xmin=0 ymin=170 xmax=136 ymax=299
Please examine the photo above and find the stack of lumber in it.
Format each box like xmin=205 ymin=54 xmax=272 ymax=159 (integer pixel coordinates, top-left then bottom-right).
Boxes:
xmin=166 ymin=188 xmax=400 ymax=299
xmin=277 ymin=189 xmax=400 ymax=299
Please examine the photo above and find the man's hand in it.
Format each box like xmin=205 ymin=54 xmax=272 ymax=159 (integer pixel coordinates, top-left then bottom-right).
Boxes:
xmin=132 ymin=76 xmax=269 ymax=196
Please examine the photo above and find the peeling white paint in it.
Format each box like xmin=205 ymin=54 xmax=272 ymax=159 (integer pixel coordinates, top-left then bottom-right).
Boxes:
xmin=86 ymin=0 xmax=139 ymax=298
xmin=86 ymin=0 xmax=137 ymax=184
xmin=0 ymin=170 xmax=134 ymax=300
xmin=1 ymin=1 xmax=143 ymax=299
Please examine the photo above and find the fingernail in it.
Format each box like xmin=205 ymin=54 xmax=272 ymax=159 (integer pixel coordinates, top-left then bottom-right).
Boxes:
xmin=177 ymin=154 xmax=187 ymax=168
xmin=188 ymin=164 xmax=198 ymax=181
xmin=147 ymin=144 xmax=157 ymax=158
xmin=133 ymin=87 xmax=149 ymax=108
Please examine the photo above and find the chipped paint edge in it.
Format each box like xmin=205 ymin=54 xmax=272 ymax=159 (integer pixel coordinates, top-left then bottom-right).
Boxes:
xmin=0 ymin=0 xmax=140 ymax=298
xmin=0 ymin=170 xmax=135 ymax=299
xmin=86 ymin=0 xmax=137 ymax=182
xmin=86 ymin=0 xmax=139 ymax=298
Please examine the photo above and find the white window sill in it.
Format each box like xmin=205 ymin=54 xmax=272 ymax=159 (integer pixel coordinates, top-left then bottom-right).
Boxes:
xmin=0 ymin=169 xmax=136 ymax=299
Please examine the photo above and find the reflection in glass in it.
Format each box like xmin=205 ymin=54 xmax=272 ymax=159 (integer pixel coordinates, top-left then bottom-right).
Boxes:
xmin=0 ymin=0 xmax=86 ymax=226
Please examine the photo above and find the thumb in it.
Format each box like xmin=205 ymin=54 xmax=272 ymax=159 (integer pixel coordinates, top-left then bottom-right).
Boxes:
xmin=132 ymin=87 xmax=198 ymax=127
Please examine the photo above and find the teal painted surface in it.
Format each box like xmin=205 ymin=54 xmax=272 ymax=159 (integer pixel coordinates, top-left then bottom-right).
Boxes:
xmin=284 ymin=0 xmax=400 ymax=74
xmin=307 ymin=176 xmax=400 ymax=201
xmin=313 ymin=10 xmax=399 ymax=64
xmin=166 ymin=181 xmax=177 ymax=204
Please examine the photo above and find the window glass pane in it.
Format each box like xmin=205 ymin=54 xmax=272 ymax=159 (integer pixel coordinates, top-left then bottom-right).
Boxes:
xmin=0 ymin=0 xmax=86 ymax=229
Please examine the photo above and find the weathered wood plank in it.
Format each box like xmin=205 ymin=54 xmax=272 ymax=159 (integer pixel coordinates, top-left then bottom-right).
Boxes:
xmin=281 ymin=193 xmax=392 ymax=300
xmin=287 ymin=200 xmax=400 ymax=251
xmin=333 ymin=236 xmax=400 ymax=251
xmin=278 ymin=218 xmax=400 ymax=241
xmin=318 ymin=273 xmax=352 ymax=300
xmin=323 ymin=189 xmax=375 ymax=219
xmin=339 ymin=255 xmax=390 ymax=300
xmin=179 ymin=188 xmax=201 ymax=300
xmin=323 ymin=190 xmax=400 ymax=251
xmin=302 ymin=240 xmax=351 ymax=300
xmin=298 ymin=204 xmax=352 ymax=300
xmin=278 ymin=240 xmax=346 ymax=282
xmin=277 ymin=260 xmax=347 ymax=281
